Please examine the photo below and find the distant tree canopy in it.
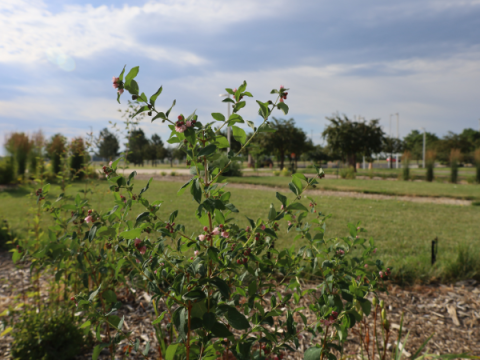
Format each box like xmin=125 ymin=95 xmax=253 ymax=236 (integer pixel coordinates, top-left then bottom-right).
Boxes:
xmin=382 ymin=136 xmax=403 ymax=168
xmin=46 ymin=133 xmax=67 ymax=174
xmin=255 ymin=118 xmax=311 ymax=169
xmin=322 ymin=115 xmax=384 ymax=171
xmin=97 ymin=128 xmax=119 ymax=161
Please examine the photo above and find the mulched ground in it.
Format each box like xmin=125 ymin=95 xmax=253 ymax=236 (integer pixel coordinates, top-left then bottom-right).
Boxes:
xmin=1 ymin=251 xmax=479 ymax=359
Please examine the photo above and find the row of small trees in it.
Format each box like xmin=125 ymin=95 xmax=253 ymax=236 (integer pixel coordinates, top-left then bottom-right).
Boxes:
xmin=1 ymin=131 xmax=88 ymax=183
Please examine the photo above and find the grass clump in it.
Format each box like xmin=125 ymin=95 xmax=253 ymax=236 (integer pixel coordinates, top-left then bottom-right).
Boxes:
xmin=11 ymin=310 xmax=92 ymax=360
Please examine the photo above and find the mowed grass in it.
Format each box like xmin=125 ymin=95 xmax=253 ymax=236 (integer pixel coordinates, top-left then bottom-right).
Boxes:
xmin=1 ymin=179 xmax=479 ymax=284
xmin=227 ymin=176 xmax=480 ymax=200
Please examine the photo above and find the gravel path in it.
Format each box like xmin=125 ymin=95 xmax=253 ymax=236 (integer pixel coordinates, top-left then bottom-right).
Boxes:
xmin=135 ymin=175 xmax=473 ymax=206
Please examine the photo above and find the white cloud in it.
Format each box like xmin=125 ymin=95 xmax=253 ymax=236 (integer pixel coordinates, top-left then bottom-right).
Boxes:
xmin=0 ymin=0 xmax=290 ymax=66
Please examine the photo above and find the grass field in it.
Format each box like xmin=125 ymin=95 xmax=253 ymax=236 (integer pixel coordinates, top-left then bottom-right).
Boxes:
xmin=1 ymin=178 xmax=479 ymax=284
xmin=227 ymin=176 xmax=480 ymax=200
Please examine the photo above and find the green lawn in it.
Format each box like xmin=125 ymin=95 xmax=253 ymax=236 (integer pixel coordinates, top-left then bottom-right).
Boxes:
xmin=226 ymin=176 xmax=480 ymax=200
xmin=1 ymin=179 xmax=479 ymax=284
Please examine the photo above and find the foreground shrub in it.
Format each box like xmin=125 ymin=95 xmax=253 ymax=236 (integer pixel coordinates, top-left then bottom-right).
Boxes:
xmin=11 ymin=310 xmax=92 ymax=360
xmin=13 ymin=67 xmax=394 ymax=360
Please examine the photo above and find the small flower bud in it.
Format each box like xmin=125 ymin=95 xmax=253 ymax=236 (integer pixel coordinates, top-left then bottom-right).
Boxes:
xmin=380 ymin=300 xmax=385 ymax=309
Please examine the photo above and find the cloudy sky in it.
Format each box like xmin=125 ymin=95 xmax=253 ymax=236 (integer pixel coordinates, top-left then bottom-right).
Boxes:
xmin=1 ymin=0 xmax=479 ymax=152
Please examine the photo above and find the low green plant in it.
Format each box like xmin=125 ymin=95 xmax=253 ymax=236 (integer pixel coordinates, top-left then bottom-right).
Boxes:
xmin=425 ymin=150 xmax=436 ymax=182
xmin=170 ymin=171 xmax=176 ymax=176
xmin=273 ymin=170 xmax=280 ymax=176
xmin=0 ymin=157 xmax=15 ymax=185
xmin=11 ymin=310 xmax=92 ymax=360
xmin=474 ymin=149 xmax=480 ymax=184
xmin=450 ymin=149 xmax=461 ymax=184
xmin=161 ymin=171 xmax=167 ymax=176
xmin=280 ymin=167 xmax=291 ymax=176
xmin=0 ymin=219 xmax=15 ymax=250
xmin=402 ymin=151 xmax=411 ymax=181
xmin=443 ymin=243 xmax=480 ymax=282
xmin=340 ymin=166 xmax=356 ymax=179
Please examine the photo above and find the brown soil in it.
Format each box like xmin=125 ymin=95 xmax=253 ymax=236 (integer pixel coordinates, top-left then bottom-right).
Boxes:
xmin=1 ymin=252 xmax=478 ymax=359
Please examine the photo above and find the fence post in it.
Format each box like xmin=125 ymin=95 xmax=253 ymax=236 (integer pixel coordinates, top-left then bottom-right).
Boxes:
xmin=431 ymin=237 xmax=438 ymax=265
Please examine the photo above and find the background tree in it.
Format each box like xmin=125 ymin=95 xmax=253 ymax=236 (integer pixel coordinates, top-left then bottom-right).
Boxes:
xmin=290 ymin=128 xmax=313 ymax=169
xmin=46 ymin=134 xmax=66 ymax=174
xmin=307 ymin=144 xmax=331 ymax=165
xmin=97 ymin=128 xmax=119 ymax=161
xmin=144 ymin=134 xmax=165 ymax=166
xmin=322 ymin=115 xmax=384 ymax=171
xmin=46 ymin=134 xmax=67 ymax=174
xmin=5 ymin=132 xmax=33 ymax=177
xmin=28 ymin=130 xmax=45 ymax=177
xmin=70 ymin=137 xmax=86 ymax=179
xmin=126 ymin=128 xmax=147 ymax=166
xmin=258 ymin=118 xmax=304 ymax=170
xmin=403 ymin=130 xmax=438 ymax=165
xmin=382 ymin=136 xmax=403 ymax=169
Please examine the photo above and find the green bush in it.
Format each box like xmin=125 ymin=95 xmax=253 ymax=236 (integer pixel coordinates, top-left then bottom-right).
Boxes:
xmin=210 ymin=154 xmax=243 ymax=177
xmin=0 ymin=157 xmax=15 ymax=185
xmin=443 ymin=243 xmax=480 ymax=282
xmin=339 ymin=166 xmax=356 ymax=179
xmin=0 ymin=219 xmax=15 ymax=250
xmin=273 ymin=170 xmax=280 ymax=176
xmin=280 ymin=167 xmax=291 ymax=177
xmin=11 ymin=310 xmax=92 ymax=360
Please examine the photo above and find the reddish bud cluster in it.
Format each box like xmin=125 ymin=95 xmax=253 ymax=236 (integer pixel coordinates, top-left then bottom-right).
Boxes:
xmin=102 ymin=165 xmax=114 ymax=177
xmin=35 ymin=188 xmax=45 ymax=201
xmin=166 ymin=222 xmax=175 ymax=233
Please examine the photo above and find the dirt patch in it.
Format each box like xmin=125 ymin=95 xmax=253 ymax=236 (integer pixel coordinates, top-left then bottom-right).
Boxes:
xmin=1 ymin=252 xmax=479 ymax=359
xmin=135 ymin=175 xmax=472 ymax=206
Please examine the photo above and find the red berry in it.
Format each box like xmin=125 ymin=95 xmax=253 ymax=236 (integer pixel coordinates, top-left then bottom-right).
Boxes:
xmin=203 ymin=226 xmax=208 ymax=232
xmin=243 ymin=258 xmax=247 ymax=264
xmin=70 ymin=296 xmax=75 ymax=301
xmin=178 ymin=115 xmax=183 ymax=120
xmin=237 ymin=259 xmax=242 ymax=264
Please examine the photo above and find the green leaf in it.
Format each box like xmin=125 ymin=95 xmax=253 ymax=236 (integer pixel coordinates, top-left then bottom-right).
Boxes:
xmin=152 ymin=112 xmax=167 ymax=122
xmin=233 ymin=101 xmax=246 ymax=113
xmin=246 ymin=120 xmax=255 ymax=130
xmin=135 ymin=211 xmax=150 ymax=226
xmin=149 ymin=86 xmax=163 ymax=106
xmin=89 ymin=284 xmax=102 ymax=302
xmin=256 ymin=100 xmax=269 ymax=118
xmin=288 ymin=182 xmax=299 ymax=196
xmin=268 ymin=204 xmax=276 ymax=221
xmin=211 ymin=322 xmax=233 ymax=337
xmin=184 ymin=127 xmax=196 ymax=145
xmin=203 ymin=312 xmax=216 ymax=330
xmin=210 ymin=277 xmax=230 ymax=299
xmin=238 ymin=81 xmax=247 ymax=94
xmin=275 ymin=192 xmax=287 ymax=206
xmin=257 ymin=123 xmax=276 ymax=132
xmin=126 ymin=79 xmax=139 ymax=95
xmin=211 ymin=113 xmax=225 ymax=121
xmin=226 ymin=307 xmax=250 ymax=330
xmin=232 ymin=126 xmax=246 ymax=144
xmin=303 ymin=347 xmax=322 ymax=360
xmin=358 ymin=298 xmax=371 ymax=316
xmin=182 ymin=288 xmax=206 ymax=301
xmin=118 ymin=65 xmax=126 ymax=81
xmin=92 ymin=344 xmax=109 ymax=360
xmin=104 ymin=290 xmax=117 ymax=303
xmin=0 ymin=327 xmax=13 ymax=337
xmin=228 ymin=114 xmax=244 ymax=124
xmin=124 ymin=66 xmax=139 ymax=86
xmin=190 ymin=179 xmax=202 ymax=204
xmin=248 ymin=280 xmax=257 ymax=297
xmin=215 ymin=136 xmax=230 ymax=149
xmin=120 ymin=228 xmax=142 ymax=239
xmin=165 ymin=343 xmax=180 ymax=360
xmin=198 ymin=144 xmax=217 ymax=157
xmin=178 ymin=178 xmax=193 ymax=196
xmin=291 ymin=175 xmax=303 ymax=193
xmin=88 ymin=225 xmax=98 ymax=243
xmin=166 ymin=99 xmax=176 ymax=117
xmin=277 ymin=102 xmax=289 ymax=115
